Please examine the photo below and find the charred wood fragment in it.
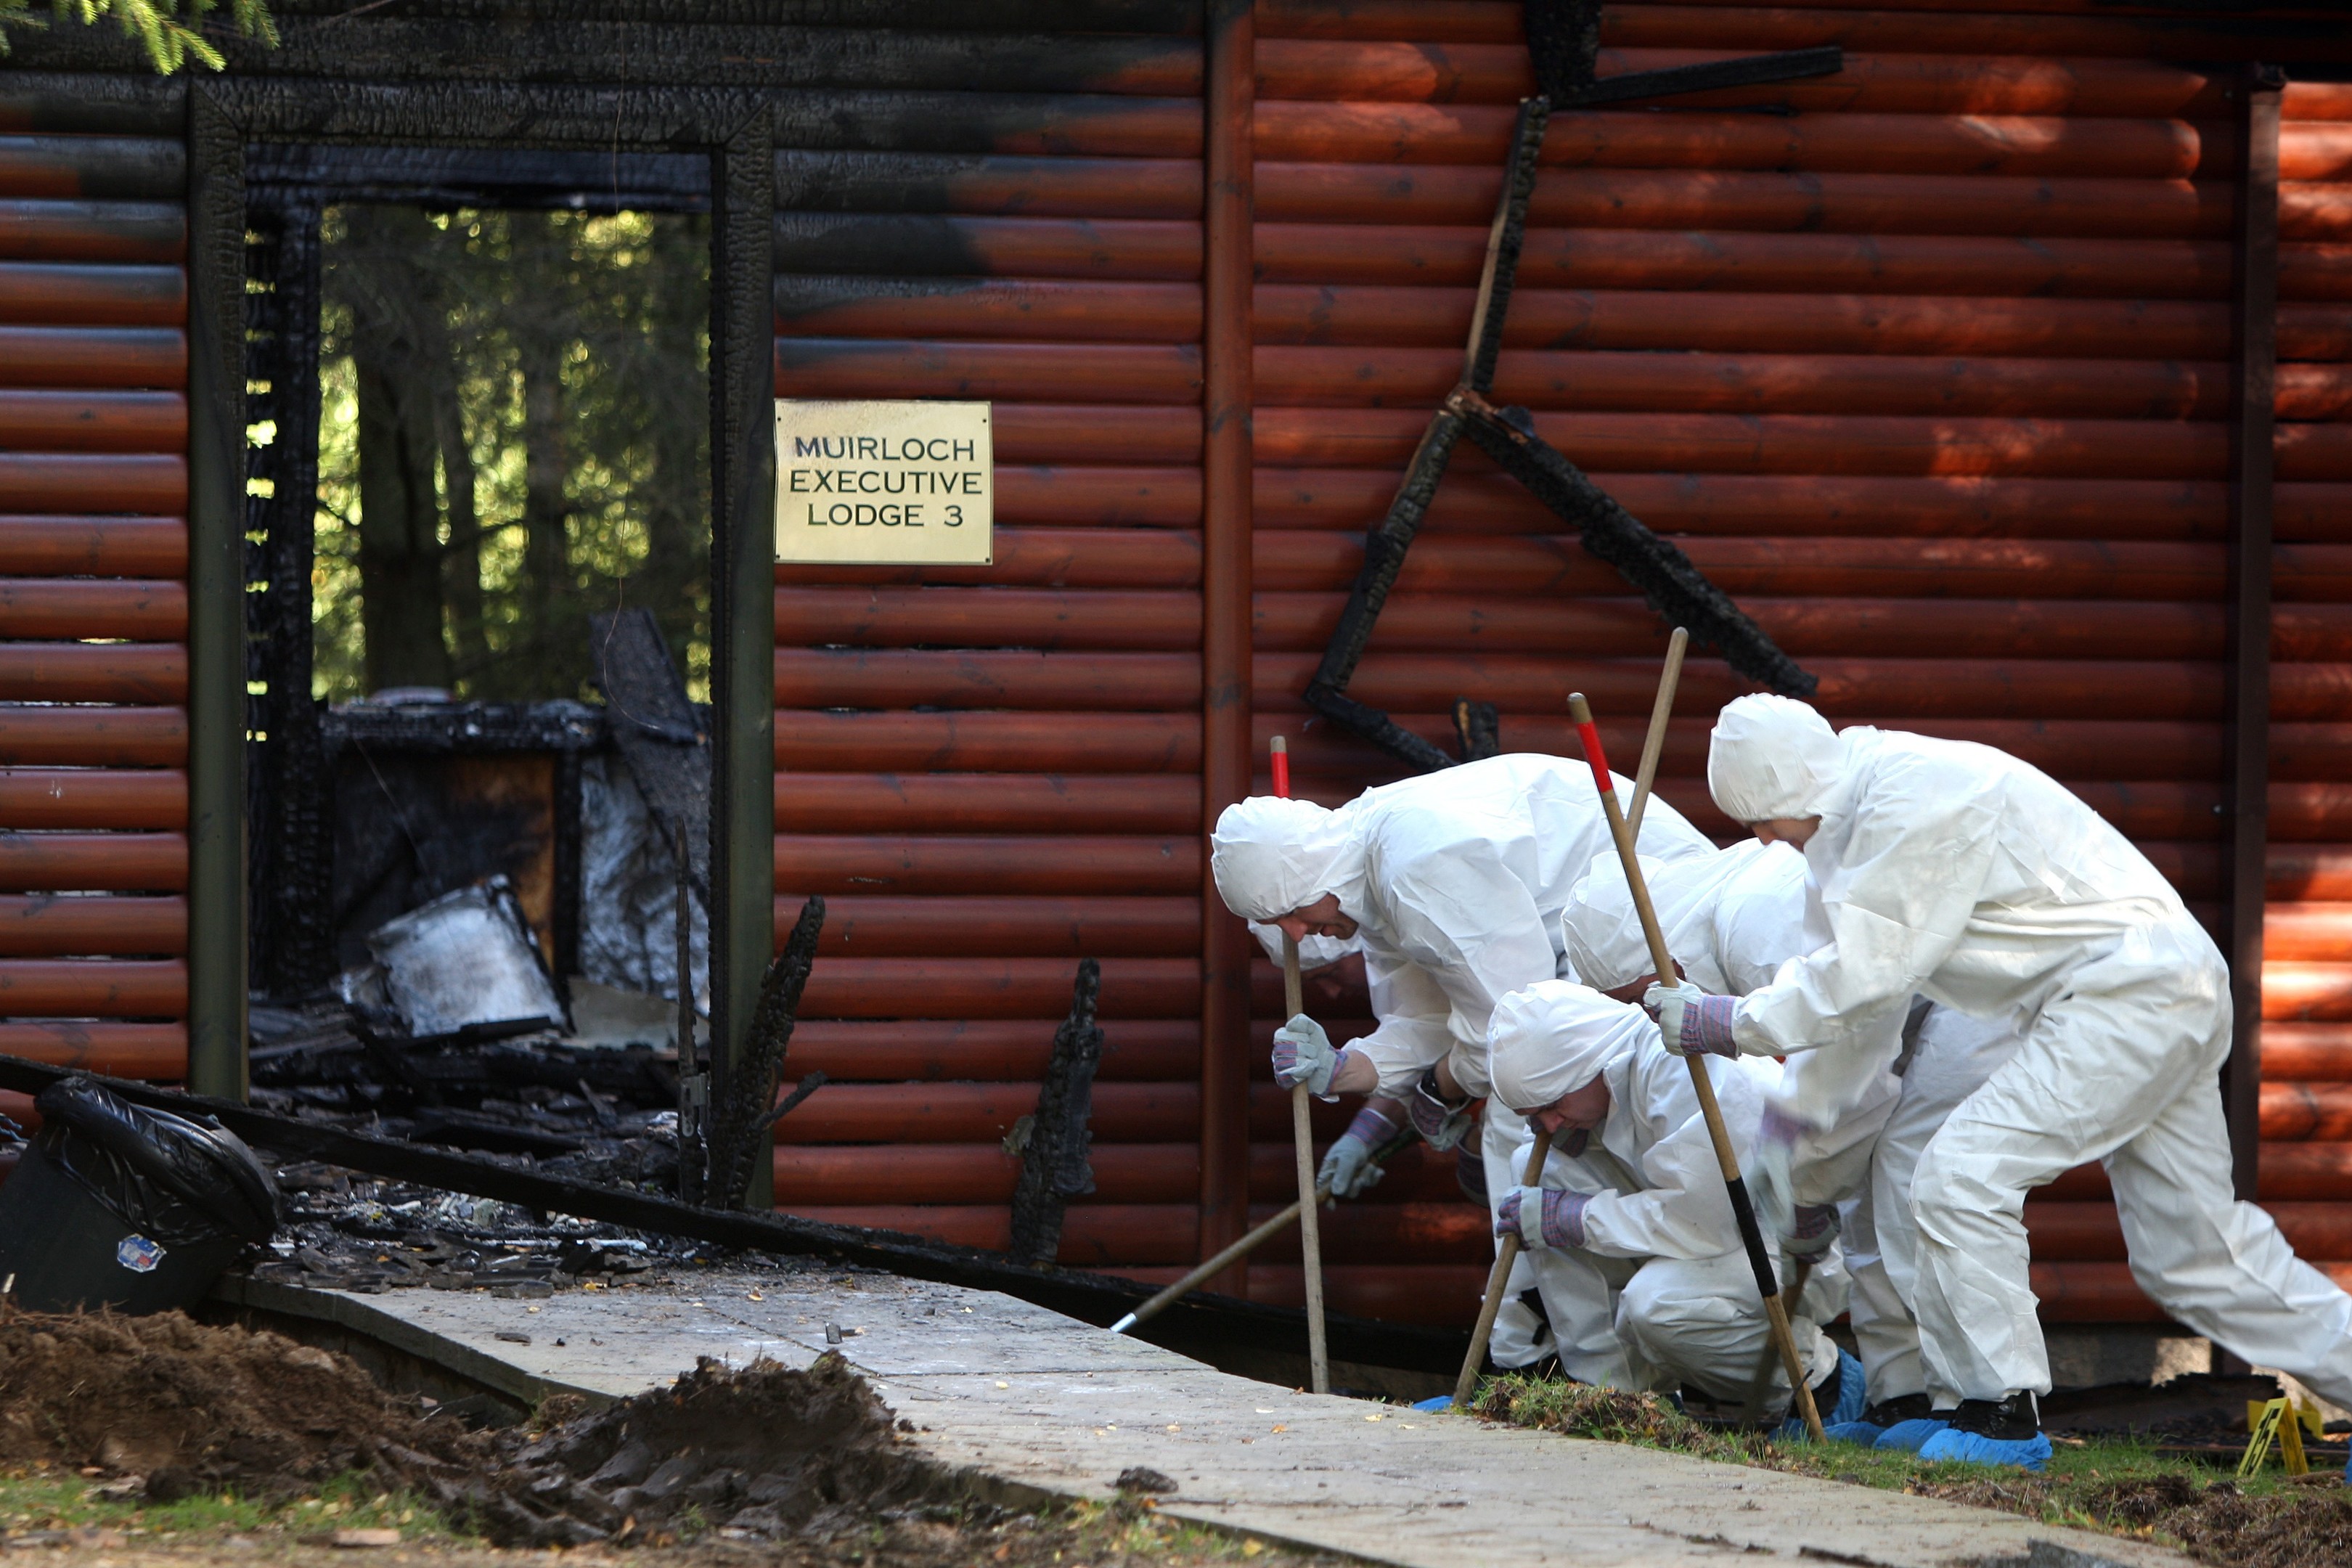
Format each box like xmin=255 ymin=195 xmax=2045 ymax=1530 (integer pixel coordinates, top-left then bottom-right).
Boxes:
xmin=1453 ymin=699 xmax=1502 ymax=763
xmin=708 ymin=894 xmax=826 ymax=1212
xmin=1008 ymin=958 xmax=1101 ymax=1268
xmin=1523 ymin=1 xmax=1601 ymax=105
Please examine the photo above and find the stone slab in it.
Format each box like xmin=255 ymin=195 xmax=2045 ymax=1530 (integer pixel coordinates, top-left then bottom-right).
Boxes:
xmin=216 ymin=1267 xmax=2190 ymax=1568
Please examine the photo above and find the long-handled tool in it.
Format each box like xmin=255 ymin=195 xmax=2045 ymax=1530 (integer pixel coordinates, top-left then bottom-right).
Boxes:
xmin=1568 ymin=690 xmax=1827 ymax=1443
xmin=1450 ymin=1125 xmax=1558 ymax=1408
xmin=1270 ymin=736 xmax=1332 ymax=1395
xmin=1447 ymin=636 xmax=1686 ymax=1410
xmin=1741 ymin=1257 xmax=1817 ymax=1425
xmin=1109 ymin=1122 xmax=1418 ymax=1336
xmin=1629 ymin=626 xmax=1688 ymax=839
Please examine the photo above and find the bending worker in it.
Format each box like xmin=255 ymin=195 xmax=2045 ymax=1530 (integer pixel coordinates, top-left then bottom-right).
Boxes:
xmin=1561 ymin=840 xmax=1909 ymax=1429
xmin=1650 ymin=693 xmax=2352 ymax=1470
xmin=1209 ymin=754 xmax=1715 ymax=1370
xmin=1485 ymin=981 xmax=1861 ymax=1423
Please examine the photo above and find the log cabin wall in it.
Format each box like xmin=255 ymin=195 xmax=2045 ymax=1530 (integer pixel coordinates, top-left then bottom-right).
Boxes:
xmin=0 ymin=80 xmax=193 ymax=1090
xmin=1235 ymin=0 xmax=2352 ymax=1325
xmin=3 ymin=1 xmax=2350 ymax=1335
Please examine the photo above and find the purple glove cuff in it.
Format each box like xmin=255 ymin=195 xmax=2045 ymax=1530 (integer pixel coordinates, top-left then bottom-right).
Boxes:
xmin=1345 ymin=1103 xmax=1400 ymax=1145
xmin=1686 ymin=994 xmax=1741 ymax=1058
xmin=1787 ymin=1201 xmax=1841 ymax=1257
xmin=1540 ymin=1189 xmax=1589 ymax=1249
xmin=1493 ymin=1188 xmax=1591 ymax=1251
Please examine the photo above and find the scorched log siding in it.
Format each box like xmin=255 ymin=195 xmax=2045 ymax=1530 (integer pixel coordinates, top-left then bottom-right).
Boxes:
xmin=1247 ymin=1 xmax=2352 ymax=1325
xmin=2265 ymin=74 xmax=2352 ymax=1298
xmin=0 ymin=82 xmax=192 ymax=1077
xmin=769 ymin=40 xmax=1214 ymax=1275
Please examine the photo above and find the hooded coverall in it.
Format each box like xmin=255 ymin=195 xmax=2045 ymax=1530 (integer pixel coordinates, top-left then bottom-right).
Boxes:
xmin=1714 ymin=703 xmax=2352 ymax=1406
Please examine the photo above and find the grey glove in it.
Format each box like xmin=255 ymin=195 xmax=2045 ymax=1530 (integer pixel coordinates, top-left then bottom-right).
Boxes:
xmin=1318 ymin=1103 xmax=1398 ymax=1201
xmin=1643 ymin=979 xmax=1739 ymax=1058
xmin=1272 ymin=1013 xmax=1342 ymax=1098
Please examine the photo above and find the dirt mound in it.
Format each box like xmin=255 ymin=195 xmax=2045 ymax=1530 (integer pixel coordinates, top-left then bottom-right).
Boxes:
xmin=0 ymin=1310 xmax=485 ymax=1499
xmin=0 ymin=1312 xmax=936 ymax=1551
xmin=491 ymin=1353 xmax=937 ymax=1545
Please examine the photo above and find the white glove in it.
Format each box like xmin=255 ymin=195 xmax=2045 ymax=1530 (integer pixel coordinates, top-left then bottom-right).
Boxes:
xmin=1272 ymin=1013 xmax=1342 ymax=1098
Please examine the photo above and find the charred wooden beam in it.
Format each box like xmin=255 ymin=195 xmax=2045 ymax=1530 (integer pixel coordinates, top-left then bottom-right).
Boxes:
xmin=1451 ymin=389 xmax=1815 ymax=697
xmin=1298 ymin=32 xmax=1842 ymax=769
xmin=0 ymin=1053 xmax=1466 ymax=1375
xmin=1008 ymin=958 xmax=1102 ymax=1267
xmin=709 ymin=894 xmax=827 ymax=1212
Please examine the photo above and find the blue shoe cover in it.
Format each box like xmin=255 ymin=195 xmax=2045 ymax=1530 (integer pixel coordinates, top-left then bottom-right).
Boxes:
xmin=1413 ymin=1395 xmax=1456 ymax=1412
xmin=1823 ymin=1420 xmax=1887 ymax=1446
xmin=1917 ymin=1427 xmax=2052 ymax=1472
xmin=1874 ymin=1418 xmax=1950 ymax=1452
xmin=1779 ymin=1350 xmax=1867 ymax=1441
xmin=1825 ymin=1352 xmax=1867 ymax=1426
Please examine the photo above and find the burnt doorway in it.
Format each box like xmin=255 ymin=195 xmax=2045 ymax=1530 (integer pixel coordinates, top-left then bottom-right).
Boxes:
xmin=242 ymin=148 xmax=713 ymax=1006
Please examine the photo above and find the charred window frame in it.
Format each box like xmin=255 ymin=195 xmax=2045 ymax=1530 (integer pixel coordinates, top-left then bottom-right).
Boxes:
xmin=187 ymin=82 xmax=777 ymax=1135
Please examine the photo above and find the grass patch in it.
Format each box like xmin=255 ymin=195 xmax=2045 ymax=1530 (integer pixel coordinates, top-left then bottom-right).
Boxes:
xmin=1471 ymin=1375 xmax=2352 ymax=1567
xmin=0 ymin=1467 xmax=470 ymax=1545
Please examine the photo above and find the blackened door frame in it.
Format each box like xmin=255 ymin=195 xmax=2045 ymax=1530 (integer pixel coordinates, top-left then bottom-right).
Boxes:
xmin=187 ymin=82 xmax=777 ymax=1209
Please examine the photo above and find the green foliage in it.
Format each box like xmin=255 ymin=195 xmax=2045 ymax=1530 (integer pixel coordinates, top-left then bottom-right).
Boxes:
xmin=0 ymin=0 xmax=277 ymax=73
xmin=314 ymin=204 xmax=712 ymax=703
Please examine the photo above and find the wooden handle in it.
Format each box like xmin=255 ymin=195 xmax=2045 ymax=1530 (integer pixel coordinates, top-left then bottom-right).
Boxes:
xmin=1630 ymin=627 xmax=1688 ymax=838
xmin=1269 ymin=734 xmax=1329 ymax=1395
xmin=1567 ymin=692 xmax=1826 ymax=1444
xmin=1111 ymin=1126 xmax=1416 ymax=1334
xmin=1451 ymin=1127 xmax=1556 ymax=1408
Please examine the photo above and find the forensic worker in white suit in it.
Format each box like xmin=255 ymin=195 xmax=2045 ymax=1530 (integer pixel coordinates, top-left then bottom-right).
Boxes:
xmin=1649 ymin=693 xmax=2352 ymax=1471
xmin=1208 ymin=754 xmax=1715 ymax=1370
xmin=1485 ymin=981 xmax=1860 ymax=1421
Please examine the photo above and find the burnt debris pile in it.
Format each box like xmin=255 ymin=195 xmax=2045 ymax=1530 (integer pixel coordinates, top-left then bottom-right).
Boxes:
xmin=250 ymin=1000 xmax=686 ymax=1189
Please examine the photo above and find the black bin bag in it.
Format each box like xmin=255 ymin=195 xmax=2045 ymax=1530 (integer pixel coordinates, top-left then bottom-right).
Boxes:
xmin=0 ymin=1077 xmax=280 ymax=1313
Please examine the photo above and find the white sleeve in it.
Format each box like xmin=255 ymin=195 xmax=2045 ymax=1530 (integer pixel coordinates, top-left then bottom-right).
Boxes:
xmin=1383 ymin=841 xmax=1561 ymax=1063
xmin=1768 ymin=989 xmax=1911 ymax=1129
xmin=1346 ymin=952 xmax=1455 ymax=1099
xmin=1576 ymin=1055 xmax=1747 ymax=1260
xmin=1734 ymin=755 xmax=2001 ymax=1059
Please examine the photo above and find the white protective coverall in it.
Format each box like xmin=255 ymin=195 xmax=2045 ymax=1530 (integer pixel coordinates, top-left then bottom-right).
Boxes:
xmin=1208 ymin=754 xmax=1717 ymax=1273
xmin=1559 ymin=839 xmax=1903 ymax=1394
xmin=1708 ymin=695 xmax=2352 ymax=1407
xmin=1487 ymin=981 xmax=1842 ymax=1400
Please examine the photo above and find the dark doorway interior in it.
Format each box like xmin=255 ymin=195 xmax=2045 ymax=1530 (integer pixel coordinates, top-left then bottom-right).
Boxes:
xmin=243 ymin=148 xmax=712 ymax=1004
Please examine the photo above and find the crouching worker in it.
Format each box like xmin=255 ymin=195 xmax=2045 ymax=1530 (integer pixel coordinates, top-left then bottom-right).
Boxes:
xmin=1485 ymin=981 xmax=1862 ymax=1426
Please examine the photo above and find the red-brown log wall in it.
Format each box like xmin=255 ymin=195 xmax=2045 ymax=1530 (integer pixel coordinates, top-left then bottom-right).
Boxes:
xmin=770 ymin=1 xmax=2352 ymax=1331
xmin=769 ymin=33 xmax=1226 ymax=1286
xmin=0 ymin=107 xmax=190 ymax=1082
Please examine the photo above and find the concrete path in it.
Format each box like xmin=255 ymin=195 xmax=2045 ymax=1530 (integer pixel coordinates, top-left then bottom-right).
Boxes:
xmin=218 ymin=1267 xmax=2185 ymax=1568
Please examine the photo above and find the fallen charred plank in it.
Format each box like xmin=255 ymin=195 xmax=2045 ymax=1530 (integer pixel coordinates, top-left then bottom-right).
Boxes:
xmin=0 ymin=1053 xmax=1466 ymax=1375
